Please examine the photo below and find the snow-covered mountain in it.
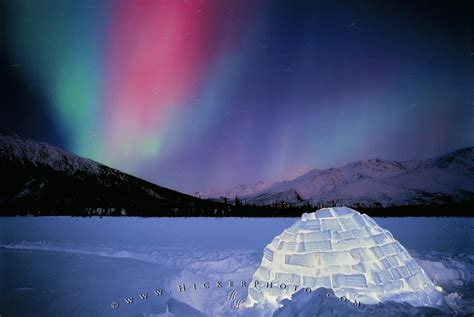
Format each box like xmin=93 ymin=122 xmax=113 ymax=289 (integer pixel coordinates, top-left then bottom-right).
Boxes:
xmin=0 ymin=134 xmax=223 ymax=216
xmin=193 ymin=180 xmax=274 ymax=199
xmin=240 ymin=147 xmax=474 ymax=207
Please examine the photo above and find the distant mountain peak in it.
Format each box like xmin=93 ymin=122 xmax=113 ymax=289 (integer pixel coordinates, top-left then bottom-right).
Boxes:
xmin=216 ymin=147 xmax=474 ymax=207
xmin=194 ymin=180 xmax=274 ymax=199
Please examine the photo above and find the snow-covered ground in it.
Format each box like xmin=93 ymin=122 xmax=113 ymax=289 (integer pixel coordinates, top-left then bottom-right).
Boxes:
xmin=0 ymin=216 xmax=473 ymax=316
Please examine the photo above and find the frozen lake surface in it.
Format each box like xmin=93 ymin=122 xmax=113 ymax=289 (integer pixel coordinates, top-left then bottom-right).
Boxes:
xmin=1 ymin=216 xmax=473 ymax=316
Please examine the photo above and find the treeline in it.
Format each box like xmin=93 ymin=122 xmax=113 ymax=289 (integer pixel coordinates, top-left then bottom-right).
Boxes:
xmin=222 ymin=200 xmax=474 ymax=218
xmin=4 ymin=199 xmax=473 ymax=217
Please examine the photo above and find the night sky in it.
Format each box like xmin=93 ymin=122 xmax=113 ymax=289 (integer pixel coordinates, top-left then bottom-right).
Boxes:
xmin=1 ymin=0 xmax=473 ymax=193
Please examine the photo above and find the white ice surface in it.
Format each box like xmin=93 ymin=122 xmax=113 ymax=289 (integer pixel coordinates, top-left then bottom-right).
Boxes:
xmin=0 ymin=216 xmax=473 ymax=316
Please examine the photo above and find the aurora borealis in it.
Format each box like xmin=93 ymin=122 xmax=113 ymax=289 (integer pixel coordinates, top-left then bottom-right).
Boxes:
xmin=2 ymin=0 xmax=473 ymax=193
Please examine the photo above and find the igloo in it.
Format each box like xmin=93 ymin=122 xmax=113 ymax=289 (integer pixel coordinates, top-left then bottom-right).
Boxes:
xmin=247 ymin=207 xmax=445 ymax=309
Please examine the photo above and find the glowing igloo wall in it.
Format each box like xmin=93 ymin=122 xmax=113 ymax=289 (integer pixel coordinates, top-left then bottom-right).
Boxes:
xmin=248 ymin=207 xmax=444 ymax=308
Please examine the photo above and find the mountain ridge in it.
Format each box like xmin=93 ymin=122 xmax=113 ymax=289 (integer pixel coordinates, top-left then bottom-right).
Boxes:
xmin=0 ymin=134 xmax=226 ymax=216
xmin=2 ymin=133 xmax=472 ymax=215
xmin=199 ymin=147 xmax=474 ymax=207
